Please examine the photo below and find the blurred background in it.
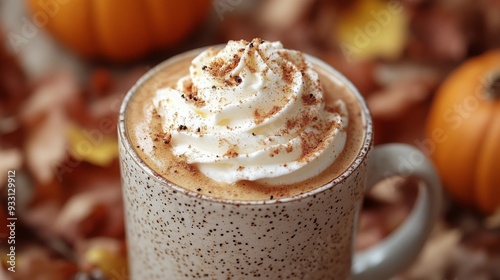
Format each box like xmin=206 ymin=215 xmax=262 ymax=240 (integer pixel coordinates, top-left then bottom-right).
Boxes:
xmin=1 ymin=0 xmax=500 ymax=279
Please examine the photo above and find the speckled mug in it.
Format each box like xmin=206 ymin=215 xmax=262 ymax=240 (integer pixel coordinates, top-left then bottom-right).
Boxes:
xmin=118 ymin=48 xmax=442 ymax=280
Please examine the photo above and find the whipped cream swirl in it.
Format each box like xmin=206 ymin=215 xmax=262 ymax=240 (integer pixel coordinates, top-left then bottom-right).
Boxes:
xmin=153 ymin=39 xmax=348 ymax=185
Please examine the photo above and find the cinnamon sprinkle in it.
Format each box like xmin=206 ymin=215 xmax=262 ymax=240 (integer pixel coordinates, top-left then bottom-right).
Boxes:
xmin=184 ymin=82 xmax=206 ymax=107
xmin=302 ymin=93 xmax=318 ymax=106
xmin=179 ymin=160 xmax=198 ymax=175
xmin=269 ymin=148 xmax=280 ymax=157
xmin=254 ymin=105 xmax=281 ymax=124
xmin=285 ymin=114 xmax=314 ymax=132
xmin=299 ymin=131 xmax=322 ymax=162
xmin=282 ymin=63 xmax=294 ymax=84
xmin=224 ymin=148 xmax=239 ymax=158
xmin=163 ymin=133 xmax=172 ymax=144
xmin=208 ymin=54 xmax=241 ymax=78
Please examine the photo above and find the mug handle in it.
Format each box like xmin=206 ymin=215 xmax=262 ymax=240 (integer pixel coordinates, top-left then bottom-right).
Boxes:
xmin=352 ymin=144 xmax=442 ymax=280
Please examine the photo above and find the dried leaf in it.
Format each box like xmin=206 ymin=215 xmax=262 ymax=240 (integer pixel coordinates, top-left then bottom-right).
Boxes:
xmin=485 ymin=209 xmax=500 ymax=229
xmin=0 ymin=149 xmax=22 ymax=186
xmin=22 ymin=71 xmax=82 ymax=184
xmin=449 ymin=246 xmax=500 ymax=279
xmin=480 ymin=0 xmax=500 ymax=48
xmin=0 ymin=206 xmax=8 ymax=243
xmin=88 ymin=69 xmax=112 ymax=99
xmin=67 ymin=124 xmax=118 ymax=167
xmin=0 ymin=30 xmax=27 ymax=116
xmin=54 ymin=186 xmax=124 ymax=243
xmin=374 ymin=61 xmax=446 ymax=87
xmin=403 ymin=226 xmax=462 ymax=280
xmin=367 ymin=75 xmax=437 ymax=120
xmin=20 ymin=72 xmax=80 ymax=125
xmin=409 ymin=6 xmax=467 ymax=62
xmin=356 ymin=211 xmax=386 ymax=250
xmin=258 ymin=0 xmax=314 ymax=30
xmin=25 ymin=110 xmax=67 ymax=184
xmin=21 ymin=200 xmax=62 ymax=238
xmin=335 ymin=0 xmax=409 ymax=62
xmin=87 ymin=67 xmax=147 ymax=124
xmin=76 ymin=238 xmax=128 ymax=280
xmin=9 ymin=247 xmax=77 ymax=280
xmin=368 ymin=176 xmax=405 ymax=204
xmin=320 ymin=52 xmax=378 ymax=96
xmin=0 ymin=265 xmax=14 ymax=280
xmin=356 ymin=206 xmax=411 ymax=251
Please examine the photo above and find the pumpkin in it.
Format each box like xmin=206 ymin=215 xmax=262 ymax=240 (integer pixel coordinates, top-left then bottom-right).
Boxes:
xmin=26 ymin=0 xmax=212 ymax=62
xmin=425 ymin=50 xmax=500 ymax=214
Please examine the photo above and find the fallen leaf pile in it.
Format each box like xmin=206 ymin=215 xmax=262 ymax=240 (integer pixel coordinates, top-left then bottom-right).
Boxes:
xmin=0 ymin=28 xmax=148 ymax=277
xmin=1 ymin=0 xmax=500 ymax=279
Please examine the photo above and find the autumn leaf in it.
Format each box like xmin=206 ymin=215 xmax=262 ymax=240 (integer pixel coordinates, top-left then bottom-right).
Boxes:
xmin=66 ymin=124 xmax=118 ymax=167
xmin=258 ymin=0 xmax=315 ymax=30
xmin=0 ymin=149 xmax=22 ymax=187
xmin=0 ymin=207 xmax=8 ymax=243
xmin=367 ymin=75 xmax=437 ymax=120
xmin=22 ymin=71 xmax=81 ymax=184
xmin=402 ymin=225 xmax=462 ymax=280
xmin=2 ymin=247 xmax=77 ymax=280
xmin=0 ymin=265 xmax=13 ymax=280
xmin=77 ymin=238 xmax=128 ymax=280
xmin=25 ymin=110 xmax=68 ymax=184
xmin=54 ymin=184 xmax=124 ymax=243
xmin=335 ymin=0 xmax=409 ymax=62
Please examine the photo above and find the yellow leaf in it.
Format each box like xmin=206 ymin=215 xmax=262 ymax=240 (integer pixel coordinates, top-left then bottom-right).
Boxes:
xmin=335 ymin=0 xmax=408 ymax=62
xmin=83 ymin=240 xmax=128 ymax=280
xmin=67 ymin=125 xmax=118 ymax=166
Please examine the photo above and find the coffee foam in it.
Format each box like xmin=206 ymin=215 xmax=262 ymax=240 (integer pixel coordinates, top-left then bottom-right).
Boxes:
xmin=125 ymin=52 xmax=365 ymax=201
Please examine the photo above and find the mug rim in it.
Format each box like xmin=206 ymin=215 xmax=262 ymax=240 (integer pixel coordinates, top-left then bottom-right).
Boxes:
xmin=118 ymin=45 xmax=374 ymax=206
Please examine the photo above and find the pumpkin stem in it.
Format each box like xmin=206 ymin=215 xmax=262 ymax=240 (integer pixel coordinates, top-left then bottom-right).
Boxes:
xmin=488 ymin=75 xmax=500 ymax=100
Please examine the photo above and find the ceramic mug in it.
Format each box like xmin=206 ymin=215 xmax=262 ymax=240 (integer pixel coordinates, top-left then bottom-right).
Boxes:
xmin=118 ymin=47 xmax=442 ymax=280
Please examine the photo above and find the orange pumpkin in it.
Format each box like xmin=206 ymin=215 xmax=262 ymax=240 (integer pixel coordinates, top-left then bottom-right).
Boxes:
xmin=426 ymin=50 xmax=500 ymax=214
xmin=26 ymin=0 xmax=212 ymax=62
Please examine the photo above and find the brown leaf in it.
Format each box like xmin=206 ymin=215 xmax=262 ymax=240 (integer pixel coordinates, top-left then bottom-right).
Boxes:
xmin=402 ymin=225 xmax=462 ymax=280
xmin=20 ymin=71 xmax=81 ymax=125
xmin=356 ymin=211 xmax=386 ymax=250
xmin=82 ymin=67 xmax=148 ymax=133
xmin=0 ymin=265 xmax=14 ymax=280
xmin=367 ymin=176 xmax=406 ymax=204
xmin=25 ymin=110 xmax=67 ymax=184
xmin=22 ymin=71 xmax=83 ymax=185
xmin=357 ymin=178 xmax=417 ymax=252
xmin=8 ymin=246 xmax=77 ymax=280
xmin=0 ymin=206 xmax=8 ymax=244
xmin=258 ymin=0 xmax=314 ymax=30
xmin=61 ymin=158 xmax=121 ymax=195
xmin=321 ymin=52 xmax=378 ymax=96
xmin=0 ymin=149 xmax=22 ymax=187
xmin=448 ymin=246 xmax=500 ymax=279
xmin=367 ymin=75 xmax=437 ymax=120
xmin=0 ymin=30 xmax=27 ymax=116
xmin=21 ymin=200 xmax=62 ymax=238
xmin=88 ymin=69 xmax=112 ymax=99
xmin=485 ymin=209 xmax=500 ymax=229
xmin=480 ymin=0 xmax=500 ymax=49
xmin=409 ymin=6 xmax=467 ymax=62
xmin=54 ymin=185 xmax=124 ymax=244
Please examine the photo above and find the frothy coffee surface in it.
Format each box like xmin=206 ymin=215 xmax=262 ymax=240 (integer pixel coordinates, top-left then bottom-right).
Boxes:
xmin=125 ymin=42 xmax=365 ymax=201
